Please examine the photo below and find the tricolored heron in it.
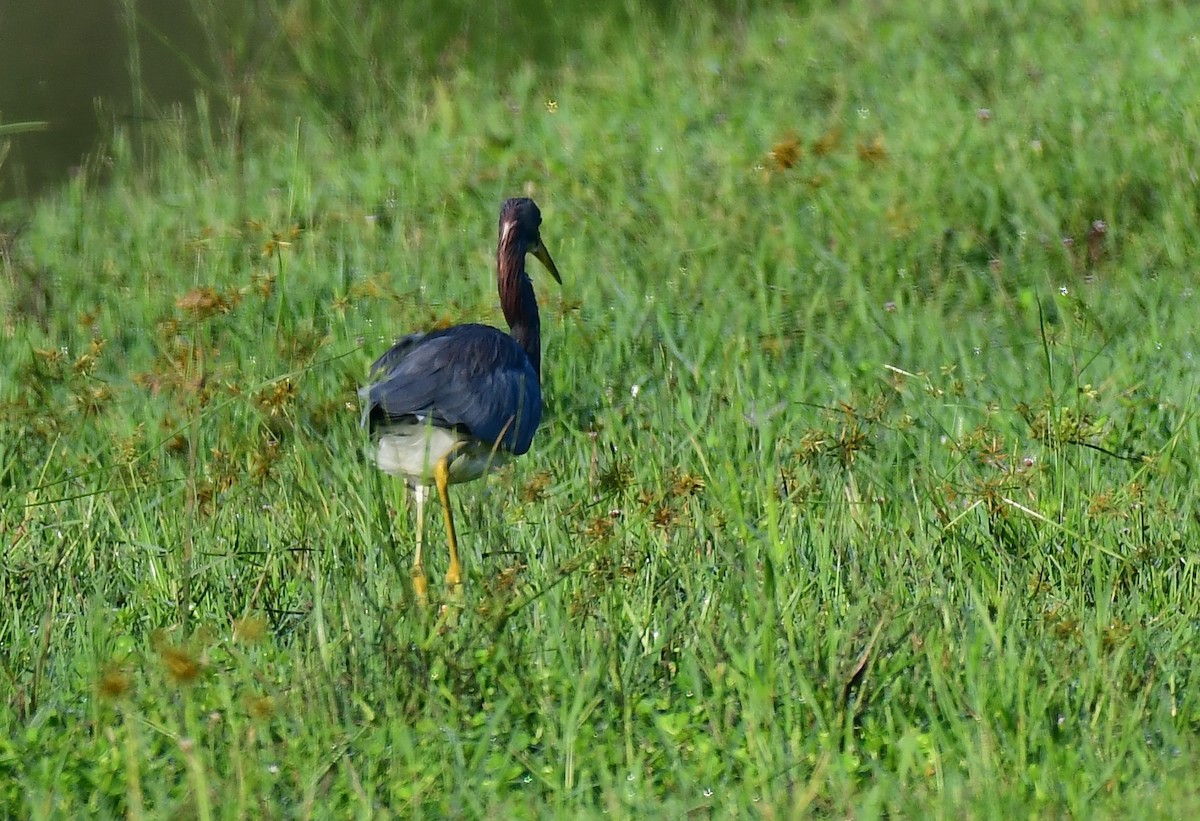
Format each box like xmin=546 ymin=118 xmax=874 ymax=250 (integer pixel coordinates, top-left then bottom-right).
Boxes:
xmin=360 ymin=197 xmax=561 ymax=601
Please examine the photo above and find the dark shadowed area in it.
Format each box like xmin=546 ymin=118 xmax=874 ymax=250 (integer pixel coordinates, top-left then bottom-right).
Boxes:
xmin=0 ymin=0 xmax=212 ymax=198
xmin=0 ymin=0 xmax=746 ymax=202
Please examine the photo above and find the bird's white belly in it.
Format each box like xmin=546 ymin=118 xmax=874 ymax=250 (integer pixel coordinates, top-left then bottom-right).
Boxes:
xmin=370 ymin=421 xmax=508 ymax=486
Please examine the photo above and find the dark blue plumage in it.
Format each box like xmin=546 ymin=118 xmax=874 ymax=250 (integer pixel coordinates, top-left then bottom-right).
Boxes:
xmin=359 ymin=197 xmax=561 ymax=599
xmin=361 ymin=323 xmax=542 ymax=456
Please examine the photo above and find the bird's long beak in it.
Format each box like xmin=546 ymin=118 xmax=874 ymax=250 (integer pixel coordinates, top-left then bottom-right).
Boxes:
xmin=532 ymin=241 xmax=562 ymax=284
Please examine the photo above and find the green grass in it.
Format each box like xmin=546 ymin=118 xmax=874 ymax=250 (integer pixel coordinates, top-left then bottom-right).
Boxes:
xmin=2 ymin=0 xmax=1199 ymax=816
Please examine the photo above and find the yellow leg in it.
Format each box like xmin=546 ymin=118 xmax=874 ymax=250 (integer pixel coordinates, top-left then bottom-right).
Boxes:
xmin=434 ymin=455 xmax=463 ymax=590
xmin=411 ymin=484 xmax=429 ymax=604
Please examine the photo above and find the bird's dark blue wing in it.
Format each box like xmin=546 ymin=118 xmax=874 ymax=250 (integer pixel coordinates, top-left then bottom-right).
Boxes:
xmin=366 ymin=331 xmax=428 ymax=379
xmin=360 ymin=324 xmax=543 ymax=455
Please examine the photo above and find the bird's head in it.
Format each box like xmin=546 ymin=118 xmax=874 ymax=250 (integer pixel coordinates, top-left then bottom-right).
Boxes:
xmin=499 ymin=197 xmax=562 ymax=284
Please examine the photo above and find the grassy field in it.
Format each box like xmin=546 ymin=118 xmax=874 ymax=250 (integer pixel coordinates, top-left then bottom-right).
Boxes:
xmin=2 ymin=0 xmax=1199 ymax=816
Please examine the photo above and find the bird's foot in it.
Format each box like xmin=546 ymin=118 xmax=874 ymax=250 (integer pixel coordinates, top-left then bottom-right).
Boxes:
xmin=411 ymin=564 xmax=429 ymax=607
xmin=445 ymin=561 xmax=463 ymax=593
xmin=434 ymin=565 xmax=464 ymax=625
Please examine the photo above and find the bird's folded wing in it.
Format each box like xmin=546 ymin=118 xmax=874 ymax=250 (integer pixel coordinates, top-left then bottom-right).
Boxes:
xmin=360 ymin=328 xmax=542 ymax=455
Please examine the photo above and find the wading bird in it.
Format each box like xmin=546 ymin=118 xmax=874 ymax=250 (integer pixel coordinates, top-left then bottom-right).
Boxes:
xmin=360 ymin=198 xmax=561 ymax=601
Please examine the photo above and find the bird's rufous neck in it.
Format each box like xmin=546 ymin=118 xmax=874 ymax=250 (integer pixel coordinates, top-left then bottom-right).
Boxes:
xmin=497 ymin=229 xmax=542 ymax=377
